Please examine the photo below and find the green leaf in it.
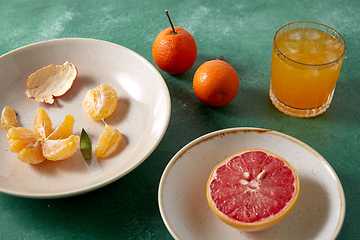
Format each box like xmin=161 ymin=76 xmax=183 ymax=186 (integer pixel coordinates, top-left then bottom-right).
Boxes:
xmin=80 ymin=128 xmax=92 ymax=159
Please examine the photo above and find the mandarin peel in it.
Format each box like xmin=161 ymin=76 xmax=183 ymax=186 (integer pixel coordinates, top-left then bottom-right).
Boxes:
xmin=25 ymin=61 xmax=78 ymax=104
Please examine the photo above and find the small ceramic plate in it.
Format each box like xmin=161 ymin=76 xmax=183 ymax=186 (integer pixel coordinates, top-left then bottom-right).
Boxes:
xmin=0 ymin=38 xmax=171 ymax=198
xmin=159 ymin=127 xmax=345 ymax=240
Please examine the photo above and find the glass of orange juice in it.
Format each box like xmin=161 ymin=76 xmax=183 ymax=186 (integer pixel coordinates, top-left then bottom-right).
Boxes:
xmin=269 ymin=21 xmax=346 ymax=118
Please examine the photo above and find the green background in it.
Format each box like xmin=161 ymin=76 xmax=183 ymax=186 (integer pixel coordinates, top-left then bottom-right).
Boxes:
xmin=0 ymin=0 xmax=359 ymax=239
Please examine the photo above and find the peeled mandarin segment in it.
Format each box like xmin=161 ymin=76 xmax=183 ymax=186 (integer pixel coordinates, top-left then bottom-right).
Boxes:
xmin=7 ymin=127 xmax=40 ymax=153
xmin=25 ymin=61 xmax=78 ymax=104
xmin=47 ymin=115 xmax=74 ymax=140
xmin=82 ymin=84 xmax=118 ymax=120
xmin=95 ymin=125 xmax=122 ymax=158
xmin=17 ymin=141 xmax=46 ymax=164
xmin=8 ymin=139 xmax=37 ymax=154
xmin=5 ymin=108 xmax=79 ymax=164
xmin=34 ymin=107 xmax=53 ymax=139
xmin=42 ymin=135 xmax=80 ymax=161
xmin=1 ymin=106 xmax=19 ymax=131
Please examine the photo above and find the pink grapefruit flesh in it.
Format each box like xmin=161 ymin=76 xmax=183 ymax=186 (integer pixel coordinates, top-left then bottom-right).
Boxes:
xmin=206 ymin=149 xmax=300 ymax=231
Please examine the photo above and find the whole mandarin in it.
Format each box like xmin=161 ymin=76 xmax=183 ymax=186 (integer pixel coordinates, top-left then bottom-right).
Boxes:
xmin=193 ymin=60 xmax=239 ymax=107
xmin=152 ymin=11 xmax=197 ymax=75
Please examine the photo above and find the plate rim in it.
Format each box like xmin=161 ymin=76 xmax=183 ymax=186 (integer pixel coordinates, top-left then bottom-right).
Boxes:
xmin=0 ymin=38 xmax=171 ymax=199
xmin=158 ymin=127 xmax=345 ymax=240
xmin=0 ymin=37 xmax=136 ymax=59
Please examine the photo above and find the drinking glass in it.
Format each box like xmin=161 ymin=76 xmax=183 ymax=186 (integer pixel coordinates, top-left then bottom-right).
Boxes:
xmin=269 ymin=21 xmax=346 ymax=118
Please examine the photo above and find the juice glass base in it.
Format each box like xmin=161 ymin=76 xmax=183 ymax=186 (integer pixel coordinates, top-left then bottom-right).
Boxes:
xmin=269 ymin=88 xmax=335 ymax=118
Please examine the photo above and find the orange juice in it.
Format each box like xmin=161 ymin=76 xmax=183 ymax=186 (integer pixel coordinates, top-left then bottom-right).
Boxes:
xmin=270 ymin=22 xmax=346 ymax=117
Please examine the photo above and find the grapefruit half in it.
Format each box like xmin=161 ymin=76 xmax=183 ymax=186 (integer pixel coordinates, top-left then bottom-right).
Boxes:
xmin=206 ymin=149 xmax=300 ymax=232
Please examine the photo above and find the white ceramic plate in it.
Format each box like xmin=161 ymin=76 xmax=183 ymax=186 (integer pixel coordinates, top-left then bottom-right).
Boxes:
xmin=159 ymin=127 xmax=345 ymax=240
xmin=0 ymin=38 xmax=171 ymax=198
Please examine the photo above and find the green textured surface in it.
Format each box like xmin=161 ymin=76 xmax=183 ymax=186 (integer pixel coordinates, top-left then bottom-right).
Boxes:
xmin=0 ymin=0 xmax=359 ymax=239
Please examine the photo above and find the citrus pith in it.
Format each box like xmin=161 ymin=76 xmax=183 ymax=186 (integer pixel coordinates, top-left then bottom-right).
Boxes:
xmin=206 ymin=149 xmax=300 ymax=232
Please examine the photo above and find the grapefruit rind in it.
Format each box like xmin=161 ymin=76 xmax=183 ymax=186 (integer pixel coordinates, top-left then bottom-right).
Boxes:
xmin=206 ymin=149 xmax=300 ymax=232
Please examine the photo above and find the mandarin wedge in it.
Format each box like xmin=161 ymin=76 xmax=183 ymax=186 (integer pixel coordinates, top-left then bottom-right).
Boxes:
xmin=47 ymin=115 xmax=74 ymax=140
xmin=95 ymin=124 xmax=122 ymax=158
xmin=42 ymin=135 xmax=80 ymax=161
xmin=34 ymin=107 xmax=53 ymax=138
xmin=5 ymin=107 xmax=80 ymax=164
xmin=1 ymin=106 xmax=19 ymax=131
xmin=17 ymin=140 xmax=46 ymax=164
xmin=7 ymin=127 xmax=40 ymax=153
xmin=82 ymin=84 xmax=118 ymax=120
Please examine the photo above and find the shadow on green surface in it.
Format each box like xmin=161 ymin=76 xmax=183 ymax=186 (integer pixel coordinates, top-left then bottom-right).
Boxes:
xmin=0 ymin=150 xmax=174 ymax=239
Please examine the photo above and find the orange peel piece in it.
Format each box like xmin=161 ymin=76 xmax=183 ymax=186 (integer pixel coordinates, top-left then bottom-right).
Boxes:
xmin=25 ymin=61 xmax=78 ymax=104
